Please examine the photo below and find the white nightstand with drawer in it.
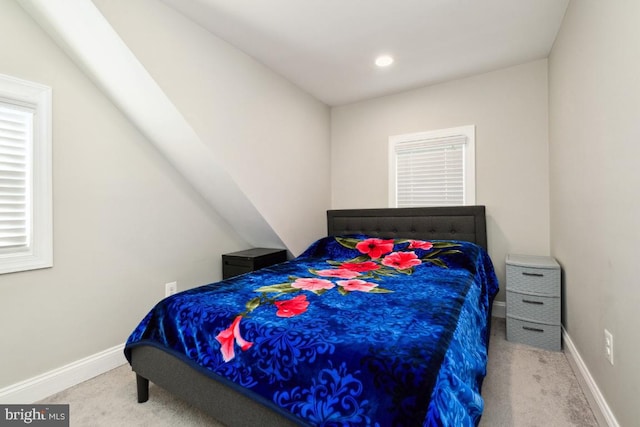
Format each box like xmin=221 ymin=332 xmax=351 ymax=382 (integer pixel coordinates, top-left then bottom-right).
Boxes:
xmin=506 ymin=254 xmax=561 ymax=351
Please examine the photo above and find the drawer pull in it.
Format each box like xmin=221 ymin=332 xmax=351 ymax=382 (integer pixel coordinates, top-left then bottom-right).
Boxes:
xmin=522 ymin=326 xmax=545 ymax=333
xmin=522 ymin=299 xmax=544 ymax=305
xmin=522 ymin=272 xmax=544 ymax=277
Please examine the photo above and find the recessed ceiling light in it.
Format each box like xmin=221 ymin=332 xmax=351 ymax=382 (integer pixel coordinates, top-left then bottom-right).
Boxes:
xmin=375 ymin=55 xmax=394 ymax=67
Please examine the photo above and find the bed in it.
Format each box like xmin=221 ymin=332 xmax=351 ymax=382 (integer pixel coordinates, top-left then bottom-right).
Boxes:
xmin=125 ymin=206 xmax=498 ymax=426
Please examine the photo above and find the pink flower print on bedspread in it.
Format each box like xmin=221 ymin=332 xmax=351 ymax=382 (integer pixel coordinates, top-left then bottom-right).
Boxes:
xmin=275 ymin=295 xmax=310 ymax=318
xmin=408 ymin=240 xmax=434 ymax=250
xmin=339 ymin=261 xmax=381 ymax=272
xmin=216 ymin=315 xmax=253 ymax=362
xmin=336 ymin=279 xmax=379 ymax=292
xmin=291 ymin=278 xmax=336 ymax=291
xmin=314 ymin=268 xmax=361 ymax=279
xmin=215 ymin=237 xmax=460 ymax=362
xmin=382 ymin=251 xmax=422 ymax=270
xmin=355 ymin=238 xmax=394 ymax=259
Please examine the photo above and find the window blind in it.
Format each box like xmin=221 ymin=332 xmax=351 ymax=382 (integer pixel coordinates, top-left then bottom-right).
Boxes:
xmin=394 ymin=135 xmax=466 ymax=207
xmin=0 ymin=103 xmax=31 ymax=250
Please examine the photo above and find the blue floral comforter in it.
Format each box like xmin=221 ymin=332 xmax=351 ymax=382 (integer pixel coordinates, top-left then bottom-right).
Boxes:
xmin=125 ymin=236 xmax=498 ymax=426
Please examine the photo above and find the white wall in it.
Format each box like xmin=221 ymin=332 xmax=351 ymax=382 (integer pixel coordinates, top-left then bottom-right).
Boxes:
xmin=1 ymin=0 xmax=333 ymax=390
xmin=549 ymin=1 xmax=640 ymax=425
xmin=331 ymin=60 xmax=551 ymax=299
xmin=0 ymin=0 xmax=248 ymax=388
xmin=93 ymin=0 xmax=332 ymax=256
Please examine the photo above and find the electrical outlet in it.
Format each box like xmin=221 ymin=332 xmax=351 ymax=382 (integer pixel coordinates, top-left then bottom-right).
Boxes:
xmin=165 ymin=281 xmax=178 ymax=297
xmin=604 ymin=329 xmax=614 ymax=365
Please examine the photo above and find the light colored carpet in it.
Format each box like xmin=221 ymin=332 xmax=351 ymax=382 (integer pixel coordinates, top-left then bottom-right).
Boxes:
xmin=39 ymin=318 xmax=598 ymax=426
xmin=38 ymin=365 xmax=223 ymax=426
xmin=480 ymin=318 xmax=598 ymax=427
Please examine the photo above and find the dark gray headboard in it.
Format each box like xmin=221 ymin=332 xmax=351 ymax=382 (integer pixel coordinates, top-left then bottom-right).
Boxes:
xmin=327 ymin=206 xmax=487 ymax=250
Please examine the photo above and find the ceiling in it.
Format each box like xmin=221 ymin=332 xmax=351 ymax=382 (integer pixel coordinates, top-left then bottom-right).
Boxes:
xmin=161 ymin=0 xmax=569 ymax=106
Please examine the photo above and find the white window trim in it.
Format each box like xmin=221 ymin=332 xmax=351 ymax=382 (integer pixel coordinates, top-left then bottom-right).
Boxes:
xmin=0 ymin=74 xmax=52 ymax=274
xmin=388 ymin=125 xmax=475 ymax=207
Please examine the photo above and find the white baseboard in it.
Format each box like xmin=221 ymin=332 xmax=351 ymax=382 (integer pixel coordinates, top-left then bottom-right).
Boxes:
xmin=492 ymin=300 xmax=506 ymax=318
xmin=0 ymin=343 xmax=127 ymax=404
xmin=562 ymin=328 xmax=619 ymax=427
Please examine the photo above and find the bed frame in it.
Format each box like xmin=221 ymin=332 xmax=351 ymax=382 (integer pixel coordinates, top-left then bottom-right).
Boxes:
xmin=130 ymin=205 xmax=488 ymax=426
xmin=327 ymin=206 xmax=487 ymax=250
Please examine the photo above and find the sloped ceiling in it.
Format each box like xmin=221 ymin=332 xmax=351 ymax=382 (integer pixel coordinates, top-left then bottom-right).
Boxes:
xmin=162 ymin=0 xmax=569 ymax=106
xmin=17 ymin=0 xmax=285 ymax=250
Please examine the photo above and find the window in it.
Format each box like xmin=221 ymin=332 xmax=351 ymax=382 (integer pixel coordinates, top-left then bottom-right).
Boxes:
xmin=0 ymin=74 xmax=52 ymax=274
xmin=389 ymin=125 xmax=475 ymax=207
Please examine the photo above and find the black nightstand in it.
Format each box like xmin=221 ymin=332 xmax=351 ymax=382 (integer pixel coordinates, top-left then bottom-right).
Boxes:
xmin=222 ymin=248 xmax=287 ymax=279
